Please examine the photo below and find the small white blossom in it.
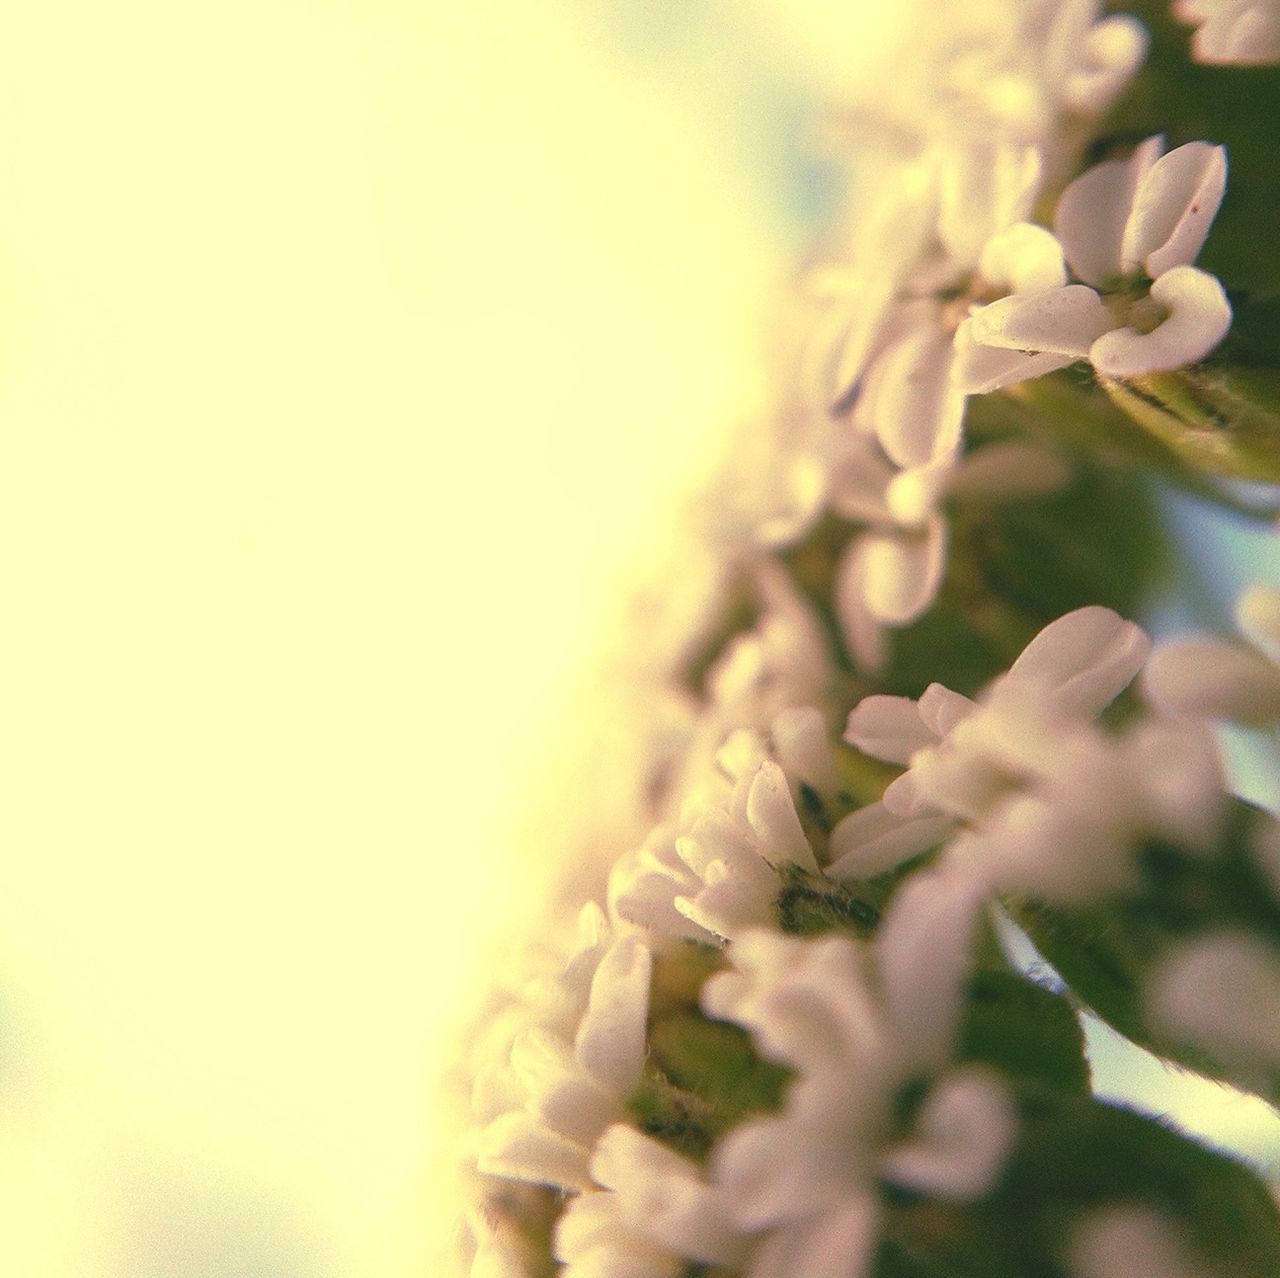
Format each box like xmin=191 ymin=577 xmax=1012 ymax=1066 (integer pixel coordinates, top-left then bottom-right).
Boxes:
xmin=962 ymin=137 xmax=1232 ymax=385
xmin=611 ymin=705 xmax=847 ymax=943
xmin=701 ymin=901 xmax=1015 ymax=1278
xmin=555 ymin=1127 xmax=749 ymax=1277
xmin=1147 ymin=930 xmax=1280 ymax=1086
xmin=844 ymin=606 xmax=1151 ymax=827
xmin=1143 ymin=583 xmax=1280 ymax=725
xmin=839 ymin=607 xmax=1225 ymax=902
xmin=1070 ymin=1204 xmax=1211 ymax=1278
xmin=830 ymin=435 xmax=1072 ymax=670
xmin=835 ymin=1 xmax=1147 ymax=155
xmin=473 ymin=905 xmax=653 ymax=1192
xmin=1175 ymin=0 xmax=1280 ymax=64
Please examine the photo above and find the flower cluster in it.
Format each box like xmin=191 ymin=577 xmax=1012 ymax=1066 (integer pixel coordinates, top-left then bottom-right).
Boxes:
xmin=458 ymin=3 xmax=1280 ymax=1275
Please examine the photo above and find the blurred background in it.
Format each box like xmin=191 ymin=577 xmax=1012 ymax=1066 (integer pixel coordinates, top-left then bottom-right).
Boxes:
xmin=0 ymin=3 xmax=1275 ymax=1276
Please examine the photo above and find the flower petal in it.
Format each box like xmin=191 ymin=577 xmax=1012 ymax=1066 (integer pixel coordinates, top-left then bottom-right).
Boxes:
xmin=827 ymin=803 xmax=958 ymax=881
xmin=592 ymin=1127 xmax=749 ymax=1267
xmin=748 ymin=760 xmax=821 ymax=872
xmin=574 ymin=936 xmax=652 ymax=1094
xmin=876 ymin=868 xmax=986 ymax=1067
xmin=1193 ymin=5 xmax=1280 ymax=65
xmin=1143 ymin=637 xmax=1280 ymax=724
xmin=1004 ymin=605 xmax=1151 ymax=719
xmin=478 ymin=1112 xmax=592 ymax=1191
xmin=746 ymin=1197 xmax=880 ymax=1278
xmin=1054 ymin=136 xmax=1162 ymax=286
xmin=885 ymin=458 xmax=953 ymax=527
xmin=938 ymin=143 xmax=1042 ymax=271
xmin=1062 ymin=15 xmax=1150 ymax=115
xmin=946 ymin=439 xmax=1074 ymax=502
xmin=1123 ymin=141 xmax=1227 ymax=277
xmin=834 ymin=537 xmax=888 ymax=674
xmin=860 ymin=326 xmax=966 ymax=469
xmin=1148 ymin=931 xmax=1280 ymax=1081
xmin=952 ymin=317 xmax=1077 ymax=393
xmin=844 ymin=695 xmax=935 ymax=764
xmin=1089 ymin=265 xmax=1232 ymax=378
xmin=880 ymin=1069 xmax=1016 ymax=1201
xmin=916 ymin=682 xmax=977 ymax=736
xmin=978 ymin=221 xmax=1067 ymax=295
xmin=1237 ymin=583 xmax=1280 ymax=664
xmin=969 ymin=285 xmax=1115 ymax=357
xmin=862 ymin=516 xmax=949 ymax=626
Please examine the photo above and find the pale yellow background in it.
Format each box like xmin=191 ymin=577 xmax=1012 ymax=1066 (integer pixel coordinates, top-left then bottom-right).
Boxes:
xmin=2 ymin=4 xmax=1273 ymax=1276
xmin=0 ymin=2 xmax=907 ymax=1275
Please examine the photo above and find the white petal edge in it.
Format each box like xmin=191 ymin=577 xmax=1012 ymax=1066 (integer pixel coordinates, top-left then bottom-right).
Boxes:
xmin=1143 ymin=637 xmax=1280 ymax=724
xmin=969 ymin=285 xmax=1115 ymax=357
xmin=844 ymin=695 xmax=934 ymax=765
xmin=1004 ymin=605 xmax=1151 ymax=719
xmin=1090 ymin=265 xmax=1232 ymax=378
xmin=1055 ymin=136 xmax=1162 ymax=286
xmin=952 ymin=317 xmax=1077 ymax=394
xmin=1123 ymin=141 xmax=1227 ymax=278
xmin=862 ymin=517 xmax=949 ymax=627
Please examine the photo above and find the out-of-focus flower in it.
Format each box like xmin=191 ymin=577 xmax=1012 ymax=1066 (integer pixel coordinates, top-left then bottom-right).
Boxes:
xmin=555 ymin=1127 xmax=748 ymax=1277
xmin=830 ymin=434 xmax=1072 ymax=669
xmin=838 ymin=1 xmax=1147 ymax=154
xmin=610 ymin=707 xmax=838 ymax=943
xmin=1070 ymin=1204 xmax=1211 ymax=1278
xmin=1175 ymin=0 xmax=1280 ymax=65
xmin=838 ymin=606 xmax=1225 ymax=902
xmin=1147 ymin=930 xmax=1280 ymax=1089
xmin=961 ymin=138 xmax=1232 ymax=384
xmin=1143 ymin=583 xmax=1280 ymax=725
xmin=471 ymin=906 xmax=653 ymax=1192
xmin=701 ymin=905 xmax=1015 ymax=1278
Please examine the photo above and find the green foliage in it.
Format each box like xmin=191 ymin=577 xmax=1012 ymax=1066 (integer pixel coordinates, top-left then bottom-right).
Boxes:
xmin=877 ymin=1087 xmax=1280 ymax=1277
xmin=1102 ymin=367 xmax=1280 ymax=483
xmin=637 ymin=1011 xmax=791 ymax=1159
xmin=957 ymin=971 xmax=1091 ymax=1095
xmin=1011 ymin=801 xmax=1280 ymax=1099
xmin=775 ymin=861 xmax=883 ymax=937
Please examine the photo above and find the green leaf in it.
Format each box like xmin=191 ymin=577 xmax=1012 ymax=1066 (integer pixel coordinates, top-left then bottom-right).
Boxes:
xmin=998 ymin=1091 xmax=1280 ymax=1277
xmin=958 ymin=971 xmax=1091 ymax=1095
xmin=1009 ymin=800 xmax=1280 ymax=1100
xmin=880 ymin=1087 xmax=1280 ymax=1278
xmin=1102 ymin=366 xmax=1280 ymax=483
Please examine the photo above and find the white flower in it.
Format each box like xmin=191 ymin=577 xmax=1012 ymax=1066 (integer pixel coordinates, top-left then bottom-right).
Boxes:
xmin=555 ymin=1127 xmax=749 ymax=1277
xmin=611 ymin=706 xmax=842 ymax=943
xmin=836 ymin=607 xmax=1224 ymax=903
xmin=1143 ymin=583 xmax=1280 ymax=725
xmin=962 ymin=137 xmax=1232 ymax=385
xmin=815 ymin=138 xmax=1086 ymax=667
xmin=1070 ymin=1205 xmax=1211 ymax=1278
xmin=834 ymin=1 xmax=1147 ymax=153
xmin=844 ymin=606 xmax=1151 ymax=828
xmin=1147 ymin=930 xmax=1280 ymax=1087
xmin=1175 ymin=0 xmax=1280 ymax=65
xmin=700 ymin=899 xmax=1015 ymax=1278
xmin=473 ymin=905 xmax=653 ymax=1192
xmin=951 ymin=715 xmax=1225 ymax=903
xmin=830 ymin=434 xmax=1072 ymax=671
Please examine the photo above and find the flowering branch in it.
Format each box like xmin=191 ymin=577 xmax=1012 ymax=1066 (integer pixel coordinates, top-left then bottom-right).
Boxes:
xmin=456 ymin=4 xmax=1280 ymax=1276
